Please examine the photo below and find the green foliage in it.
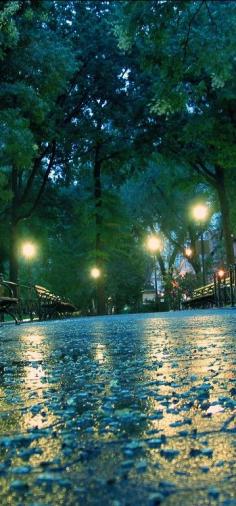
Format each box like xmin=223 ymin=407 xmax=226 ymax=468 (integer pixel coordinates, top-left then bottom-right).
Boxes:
xmin=0 ymin=110 xmax=36 ymax=169
xmin=122 ymin=154 xmax=211 ymax=244
xmin=116 ymin=1 xmax=236 ymax=111
xmin=0 ymin=170 xmax=11 ymax=205
xmin=0 ymin=0 xmax=78 ymax=280
xmin=1 ymin=0 xmax=236 ymax=303
xmin=0 ymin=1 xmax=20 ymax=58
xmin=23 ymin=180 xmax=147 ymax=313
xmin=116 ymin=0 xmax=236 ymax=263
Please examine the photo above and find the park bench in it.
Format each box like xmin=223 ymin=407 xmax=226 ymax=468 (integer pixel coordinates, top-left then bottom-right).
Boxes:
xmin=0 ymin=275 xmax=19 ymax=324
xmin=190 ymin=283 xmax=215 ymax=307
xmin=182 ymin=283 xmax=216 ymax=308
xmin=182 ymin=274 xmax=235 ymax=308
xmin=34 ymin=285 xmax=76 ymax=320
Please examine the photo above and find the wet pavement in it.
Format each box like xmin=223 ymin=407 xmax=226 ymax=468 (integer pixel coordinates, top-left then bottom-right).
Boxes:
xmin=0 ymin=309 xmax=235 ymax=506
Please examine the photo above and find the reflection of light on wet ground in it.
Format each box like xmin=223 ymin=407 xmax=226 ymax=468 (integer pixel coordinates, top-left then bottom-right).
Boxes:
xmin=20 ymin=330 xmax=45 ymax=347
xmin=0 ymin=387 xmax=7 ymax=414
xmin=137 ymin=312 xmax=236 ymax=471
xmin=94 ymin=344 xmax=107 ymax=363
xmin=21 ymin=333 xmax=46 ymax=386
xmin=23 ymin=363 xmax=45 ymax=384
xmin=0 ymin=311 xmax=235 ymax=505
xmin=21 ymin=328 xmax=61 ymax=466
xmin=19 ymin=330 xmax=58 ymax=435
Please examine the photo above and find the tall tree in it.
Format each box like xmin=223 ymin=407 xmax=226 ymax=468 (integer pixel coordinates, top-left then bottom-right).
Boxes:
xmin=0 ymin=0 xmax=77 ymax=280
xmin=55 ymin=1 xmax=154 ymax=313
xmin=116 ymin=0 xmax=236 ymax=264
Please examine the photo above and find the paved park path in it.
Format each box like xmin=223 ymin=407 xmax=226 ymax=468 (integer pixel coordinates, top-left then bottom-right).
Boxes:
xmin=0 ymin=309 xmax=235 ymax=506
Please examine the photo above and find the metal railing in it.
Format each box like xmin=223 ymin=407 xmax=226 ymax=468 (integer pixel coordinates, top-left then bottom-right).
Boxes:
xmin=182 ymin=265 xmax=236 ymax=308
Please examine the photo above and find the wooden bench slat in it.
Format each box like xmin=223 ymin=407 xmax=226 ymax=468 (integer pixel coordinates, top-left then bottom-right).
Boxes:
xmin=34 ymin=284 xmax=76 ymax=320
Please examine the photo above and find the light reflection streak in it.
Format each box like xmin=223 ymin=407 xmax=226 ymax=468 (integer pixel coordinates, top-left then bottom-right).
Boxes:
xmin=94 ymin=344 xmax=107 ymax=364
xmin=138 ymin=316 xmax=236 ymax=468
xmin=19 ymin=329 xmax=61 ymax=464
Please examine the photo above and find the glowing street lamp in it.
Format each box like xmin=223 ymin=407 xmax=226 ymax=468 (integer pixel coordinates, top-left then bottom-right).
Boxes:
xmin=192 ymin=204 xmax=208 ymax=222
xmin=191 ymin=203 xmax=209 ymax=285
xmin=90 ymin=267 xmax=102 ymax=314
xmin=217 ymin=269 xmax=225 ymax=279
xmin=22 ymin=242 xmax=37 ymax=260
xmin=185 ymin=247 xmax=192 ymax=258
xmin=21 ymin=241 xmax=37 ymax=284
xmin=146 ymin=235 xmax=162 ymax=254
xmin=90 ymin=267 xmax=101 ymax=279
xmin=146 ymin=234 xmax=162 ymax=300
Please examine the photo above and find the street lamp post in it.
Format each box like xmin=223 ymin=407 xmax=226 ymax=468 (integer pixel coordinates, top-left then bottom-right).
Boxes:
xmin=21 ymin=242 xmax=37 ymax=284
xmin=90 ymin=266 xmax=101 ymax=314
xmin=217 ymin=268 xmax=226 ymax=307
xmin=192 ymin=204 xmax=209 ymax=286
xmin=146 ymin=235 xmax=162 ymax=302
xmin=200 ymin=230 xmax=206 ymax=285
xmin=21 ymin=241 xmax=37 ymax=321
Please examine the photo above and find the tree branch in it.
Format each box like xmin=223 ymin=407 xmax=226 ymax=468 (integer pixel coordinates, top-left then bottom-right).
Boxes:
xmin=203 ymin=1 xmax=218 ymax=29
xmin=182 ymin=0 xmax=205 ymax=60
xmin=63 ymin=91 xmax=87 ymax=124
xmin=19 ymin=140 xmax=56 ymax=221
xmin=20 ymin=144 xmax=51 ymax=205
xmin=193 ymin=161 xmax=217 ymax=187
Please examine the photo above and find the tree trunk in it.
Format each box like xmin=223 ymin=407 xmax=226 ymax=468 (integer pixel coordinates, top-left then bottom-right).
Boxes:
xmin=94 ymin=146 xmax=106 ymax=315
xmin=157 ymin=253 xmax=166 ymax=278
xmin=97 ymin=282 xmax=106 ymax=316
xmin=188 ymin=227 xmax=202 ymax=274
xmin=9 ymin=167 xmax=20 ymax=282
xmin=216 ymin=166 xmax=234 ymax=265
xmin=9 ymin=221 xmax=19 ymax=282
